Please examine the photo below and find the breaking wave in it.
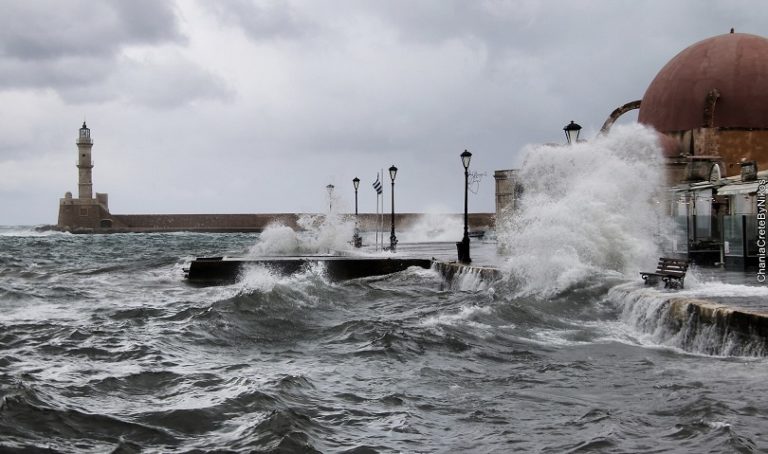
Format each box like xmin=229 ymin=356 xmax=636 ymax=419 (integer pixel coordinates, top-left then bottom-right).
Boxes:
xmin=247 ymin=214 xmax=356 ymax=256
xmin=497 ymin=124 xmax=668 ymax=297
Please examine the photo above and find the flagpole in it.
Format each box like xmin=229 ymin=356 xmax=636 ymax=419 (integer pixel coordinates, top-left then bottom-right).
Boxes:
xmin=380 ymin=168 xmax=384 ymax=251
xmin=375 ymin=173 xmax=379 ymax=251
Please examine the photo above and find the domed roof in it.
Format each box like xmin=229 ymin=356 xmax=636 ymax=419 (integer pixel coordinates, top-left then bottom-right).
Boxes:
xmin=638 ymin=32 xmax=768 ymax=132
xmin=656 ymin=131 xmax=682 ymax=158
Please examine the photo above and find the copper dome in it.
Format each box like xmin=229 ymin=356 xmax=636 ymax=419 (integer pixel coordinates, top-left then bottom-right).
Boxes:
xmin=638 ymin=32 xmax=768 ymax=132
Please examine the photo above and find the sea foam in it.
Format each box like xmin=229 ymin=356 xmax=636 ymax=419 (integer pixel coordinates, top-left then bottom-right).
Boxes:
xmin=497 ymin=124 xmax=668 ymax=297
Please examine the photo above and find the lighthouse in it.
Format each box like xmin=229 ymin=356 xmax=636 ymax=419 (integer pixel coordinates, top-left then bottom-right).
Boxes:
xmin=57 ymin=121 xmax=113 ymax=232
xmin=77 ymin=122 xmax=94 ymax=199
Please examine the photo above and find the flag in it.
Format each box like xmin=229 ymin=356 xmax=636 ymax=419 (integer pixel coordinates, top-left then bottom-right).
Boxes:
xmin=372 ymin=174 xmax=383 ymax=195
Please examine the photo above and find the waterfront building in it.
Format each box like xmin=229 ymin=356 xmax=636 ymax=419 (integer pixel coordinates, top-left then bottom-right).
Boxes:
xmin=493 ymin=170 xmax=521 ymax=215
xmin=641 ymin=31 xmax=768 ymax=268
xmin=494 ymin=31 xmax=768 ymax=269
xmin=670 ymin=162 xmax=766 ymax=269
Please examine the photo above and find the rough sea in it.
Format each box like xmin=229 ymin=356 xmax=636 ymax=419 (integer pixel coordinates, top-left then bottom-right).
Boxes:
xmin=1 ymin=228 xmax=767 ymax=453
xmin=3 ymin=126 xmax=767 ymax=452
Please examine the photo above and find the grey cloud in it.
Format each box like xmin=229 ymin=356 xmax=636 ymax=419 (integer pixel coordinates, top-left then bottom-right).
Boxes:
xmin=0 ymin=0 xmax=183 ymax=60
xmin=0 ymin=1 xmax=234 ymax=109
xmin=51 ymin=55 xmax=235 ymax=108
xmin=0 ymin=55 xmax=114 ymax=90
xmin=201 ymin=0 xmax=314 ymax=41
xmin=111 ymin=57 xmax=235 ymax=109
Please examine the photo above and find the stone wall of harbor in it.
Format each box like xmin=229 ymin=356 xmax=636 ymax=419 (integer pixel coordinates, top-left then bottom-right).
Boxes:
xmin=57 ymin=212 xmax=495 ymax=234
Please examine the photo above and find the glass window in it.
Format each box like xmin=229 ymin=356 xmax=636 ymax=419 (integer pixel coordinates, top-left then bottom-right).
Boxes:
xmin=723 ymin=215 xmax=743 ymax=257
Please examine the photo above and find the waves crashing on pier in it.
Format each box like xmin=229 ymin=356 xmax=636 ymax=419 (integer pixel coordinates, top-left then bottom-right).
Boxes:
xmin=497 ymin=124 xmax=668 ymax=297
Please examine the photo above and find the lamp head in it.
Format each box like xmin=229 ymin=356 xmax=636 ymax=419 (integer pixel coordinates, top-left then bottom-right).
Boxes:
xmin=389 ymin=165 xmax=398 ymax=181
xmin=563 ymin=120 xmax=582 ymax=145
xmin=460 ymin=149 xmax=472 ymax=169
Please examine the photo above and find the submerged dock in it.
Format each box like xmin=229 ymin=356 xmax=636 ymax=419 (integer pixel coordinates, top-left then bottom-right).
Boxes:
xmin=184 ymin=256 xmax=433 ymax=283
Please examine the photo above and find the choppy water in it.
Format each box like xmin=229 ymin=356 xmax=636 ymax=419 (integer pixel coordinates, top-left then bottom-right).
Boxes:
xmin=1 ymin=228 xmax=767 ymax=453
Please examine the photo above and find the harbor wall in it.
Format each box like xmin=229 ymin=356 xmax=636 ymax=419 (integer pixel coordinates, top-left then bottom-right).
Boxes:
xmin=57 ymin=212 xmax=495 ymax=234
xmin=433 ymin=263 xmax=768 ymax=357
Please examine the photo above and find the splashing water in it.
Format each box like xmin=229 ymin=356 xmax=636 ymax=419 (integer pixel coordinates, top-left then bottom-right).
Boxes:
xmin=497 ymin=124 xmax=668 ymax=297
xmin=398 ymin=213 xmax=465 ymax=243
xmin=0 ymin=226 xmax=68 ymax=237
xmin=247 ymin=214 xmax=356 ymax=256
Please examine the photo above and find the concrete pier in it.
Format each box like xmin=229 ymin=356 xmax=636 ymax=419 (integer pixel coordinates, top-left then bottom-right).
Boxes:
xmin=185 ymin=256 xmax=433 ymax=284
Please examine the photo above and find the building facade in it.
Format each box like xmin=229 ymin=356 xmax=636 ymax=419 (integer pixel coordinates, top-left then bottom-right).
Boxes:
xmin=639 ymin=31 xmax=768 ymax=268
xmin=493 ymin=31 xmax=768 ymax=269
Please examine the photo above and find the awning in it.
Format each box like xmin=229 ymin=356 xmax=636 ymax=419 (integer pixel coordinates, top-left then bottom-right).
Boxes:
xmin=716 ymin=182 xmax=761 ymax=196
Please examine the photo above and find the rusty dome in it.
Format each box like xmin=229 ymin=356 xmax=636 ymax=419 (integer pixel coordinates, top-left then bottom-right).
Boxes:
xmin=655 ymin=131 xmax=682 ymax=157
xmin=638 ymin=32 xmax=768 ymax=132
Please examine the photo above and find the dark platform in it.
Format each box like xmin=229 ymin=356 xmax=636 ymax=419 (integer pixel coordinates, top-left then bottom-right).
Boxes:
xmin=184 ymin=256 xmax=434 ymax=284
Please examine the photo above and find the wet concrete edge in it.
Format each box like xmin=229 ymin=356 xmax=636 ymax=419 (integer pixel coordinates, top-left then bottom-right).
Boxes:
xmin=433 ymin=261 xmax=768 ymax=353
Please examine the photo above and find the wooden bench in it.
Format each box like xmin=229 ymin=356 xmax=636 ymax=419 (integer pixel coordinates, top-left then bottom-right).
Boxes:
xmin=640 ymin=257 xmax=689 ymax=289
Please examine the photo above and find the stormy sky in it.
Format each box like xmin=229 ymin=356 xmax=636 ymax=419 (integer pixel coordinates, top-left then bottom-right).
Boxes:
xmin=0 ymin=0 xmax=764 ymax=225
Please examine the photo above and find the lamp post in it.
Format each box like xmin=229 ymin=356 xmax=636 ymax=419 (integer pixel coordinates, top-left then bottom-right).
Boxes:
xmin=563 ymin=121 xmax=582 ymax=145
xmin=352 ymin=177 xmax=362 ymax=248
xmin=388 ymin=165 xmax=398 ymax=252
xmin=326 ymin=184 xmax=334 ymax=213
xmin=457 ymin=150 xmax=472 ymax=264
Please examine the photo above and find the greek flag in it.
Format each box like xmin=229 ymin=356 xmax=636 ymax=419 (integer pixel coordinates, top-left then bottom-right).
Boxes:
xmin=372 ymin=175 xmax=383 ymax=195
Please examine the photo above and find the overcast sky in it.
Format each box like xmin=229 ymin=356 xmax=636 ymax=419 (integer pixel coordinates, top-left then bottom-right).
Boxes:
xmin=1 ymin=0 xmax=765 ymax=225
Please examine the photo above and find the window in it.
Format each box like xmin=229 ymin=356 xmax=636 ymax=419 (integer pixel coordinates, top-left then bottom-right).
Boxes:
xmin=79 ymin=208 xmax=89 ymax=216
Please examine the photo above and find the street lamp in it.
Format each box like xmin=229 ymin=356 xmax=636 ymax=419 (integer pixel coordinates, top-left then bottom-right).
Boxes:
xmin=352 ymin=177 xmax=362 ymax=248
xmin=563 ymin=121 xmax=582 ymax=145
xmin=326 ymin=184 xmax=334 ymax=213
xmin=389 ymin=165 xmax=398 ymax=252
xmin=457 ymin=150 xmax=472 ymax=264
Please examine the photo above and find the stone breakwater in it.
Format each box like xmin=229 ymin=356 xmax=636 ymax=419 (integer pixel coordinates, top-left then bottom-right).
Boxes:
xmin=51 ymin=212 xmax=494 ymax=234
xmin=435 ymin=262 xmax=768 ymax=357
xmin=665 ymin=297 xmax=768 ymax=355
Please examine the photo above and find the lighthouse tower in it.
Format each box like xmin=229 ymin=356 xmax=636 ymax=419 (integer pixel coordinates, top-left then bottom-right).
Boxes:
xmin=77 ymin=122 xmax=94 ymax=199
xmin=57 ymin=121 xmax=113 ymax=231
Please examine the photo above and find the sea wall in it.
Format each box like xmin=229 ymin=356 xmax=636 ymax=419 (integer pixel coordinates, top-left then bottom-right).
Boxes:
xmin=433 ymin=261 xmax=502 ymax=282
xmin=433 ymin=261 xmax=503 ymax=291
xmin=435 ymin=263 xmax=768 ymax=357
xmin=57 ymin=212 xmax=495 ymax=234
xmin=665 ymin=297 xmax=768 ymax=356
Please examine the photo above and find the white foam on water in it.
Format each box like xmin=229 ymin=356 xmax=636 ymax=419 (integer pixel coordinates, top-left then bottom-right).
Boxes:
xmin=532 ymin=328 xmax=591 ymax=347
xmin=232 ymin=261 xmax=332 ymax=309
xmin=236 ymin=264 xmax=282 ymax=293
xmin=675 ymin=281 xmax=768 ymax=299
xmin=247 ymin=214 xmax=356 ymax=256
xmin=398 ymin=213 xmax=465 ymax=243
xmin=496 ymin=124 xmax=668 ymax=298
xmin=705 ymin=421 xmax=731 ymax=430
xmin=0 ymin=226 xmax=69 ymax=237
xmin=456 ymin=268 xmax=493 ymax=292
xmin=420 ymin=304 xmax=493 ymax=329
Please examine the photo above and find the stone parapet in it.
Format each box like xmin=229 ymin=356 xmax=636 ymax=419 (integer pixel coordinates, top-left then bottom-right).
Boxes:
xmin=57 ymin=212 xmax=495 ymax=234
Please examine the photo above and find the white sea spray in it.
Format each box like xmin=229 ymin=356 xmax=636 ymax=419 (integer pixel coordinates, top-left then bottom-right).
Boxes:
xmin=497 ymin=123 xmax=668 ymax=297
